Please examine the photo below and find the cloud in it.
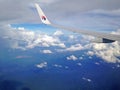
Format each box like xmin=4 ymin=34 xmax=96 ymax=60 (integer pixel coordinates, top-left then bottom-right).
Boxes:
xmin=95 ymin=62 xmax=100 ymax=65
xmin=67 ymin=55 xmax=78 ymax=61
xmin=65 ymin=66 xmax=69 ymax=69
xmin=117 ymin=64 xmax=120 ymax=68
xmin=53 ymin=64 xmax=62 ymax=68
xmin=88 ymin=9 xmax=120 ymax=17
xmin=0 ymin=0 xmax=56 ymax=24
xmin=85 ymin=41 xmax=120 ymax=63
xmin=66 ymin=44 xmax=83 ymax=51
xmin=58 ymin=0 xmax=120 ymax=11
xmin=79 ymin=57 xmax=83 ymax=60
xmin=69 ymin=35 xmax=75 ymax=40
xmin=15 ymin=55 xmax=31 ymax=59
xmin=0 ymin=0 xmax=120 ymax=28
xmin=111 ymin=29 xmax=120 ymax=35
xmin=41 ymin=50 xmax=52 ymax=54
xmin=37 ymin=0 xmax=59 ymax=4
xmin=1 ymin=24 xmax=120 ymax=63
xmin=53 ymin=64 xmax=69 ymax=69
xmin=0 ymin=0 xmax=38 ymax=24
xmin=77 ymin=63 xmax=82 ymax=66
xmin=82 ymin=77 xmax=92 ymax=82
xmin=0 ymin=0 xmax=119 ymax=38
xmin=48 ymin=0 xmax=120 ymax=24
xmin=53 ymin=30 xmax=64 ymax=36
xmin=80 ymin=29 xmax=120 ymax=63
xmin=54 ymin=29 xmax=120 ymax=63
xmin=0 ymin=0 xmax=120 ymax=68
xmin=36 ymin=62 xmax=47 ymax=68
xmin=86 ymin=51 xmax=94 ymax=56
xmin=52 ymin=43 xmax=66 ymax=48
xmin=93 ymin=42 xmax=120 ymax=63
xmin=0 ymin=25 xmax=66 ymax=50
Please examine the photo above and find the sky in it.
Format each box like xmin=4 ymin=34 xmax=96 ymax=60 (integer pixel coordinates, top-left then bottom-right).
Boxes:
xmin=0 ymin=0 xmax=120 ymax=25
xmin=0 ymin=0 xmax=120 ymax=64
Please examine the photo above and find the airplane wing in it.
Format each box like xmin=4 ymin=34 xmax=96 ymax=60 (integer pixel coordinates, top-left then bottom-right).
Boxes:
xmin=35 ymin=3 xmax=120 ymax=43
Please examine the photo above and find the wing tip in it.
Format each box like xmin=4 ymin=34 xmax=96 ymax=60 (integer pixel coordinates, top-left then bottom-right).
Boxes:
xmin=35 ymin=3 xmax=51 ymax=25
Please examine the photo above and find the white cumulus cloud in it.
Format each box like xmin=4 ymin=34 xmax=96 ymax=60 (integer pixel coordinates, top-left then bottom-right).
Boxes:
xmin=86 ymin=51 xmax=94 ymax=56
xmin=36 ymin=62 xmax=47 ymax=68
xmin=1 ymin=25 xmax=66 ymax=50
xmin=82 ymin=29 xmax=120 ymax=63
xmin=66 ymin=44 xmax=83 ymax=51
xmin=67 ymin=55 xmax=78 ymax=61
xmin=42 ymin=50 xmax=52 ymax=54
xmin=85 ymin=41 xmax=120 ymax=63
xmin=93 ymin=42 xmax=120 ymax=63
xmin=53 ymin=30 xmax=64 ymax=36
xmin=82 ymin=77 xmax=92 ymax=82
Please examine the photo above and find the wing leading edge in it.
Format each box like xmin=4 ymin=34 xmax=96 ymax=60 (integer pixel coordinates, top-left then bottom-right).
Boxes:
xmin=35 ymin=3 xmax=120 ymax=43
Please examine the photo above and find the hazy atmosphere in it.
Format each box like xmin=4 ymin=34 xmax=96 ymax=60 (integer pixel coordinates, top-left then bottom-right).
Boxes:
xmin=0 ymin=0 xmax=120 ymax=90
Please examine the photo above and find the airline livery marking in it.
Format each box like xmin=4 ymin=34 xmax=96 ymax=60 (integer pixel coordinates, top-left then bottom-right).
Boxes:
xmin=41 ymin=16 xmax=46 ymax=20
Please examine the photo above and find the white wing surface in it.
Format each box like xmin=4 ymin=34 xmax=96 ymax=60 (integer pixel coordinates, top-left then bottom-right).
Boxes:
xmin=35 ymin=3 xmax=120 ymax=43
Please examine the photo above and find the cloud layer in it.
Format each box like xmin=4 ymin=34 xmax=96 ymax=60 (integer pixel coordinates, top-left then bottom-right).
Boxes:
xmin=0 ymin=0 xmax=120 ymax=26
xmin=0 ymin=0 xmax=120 ymax=64
xmin=1 ymin=24 xmax=120 ymax=63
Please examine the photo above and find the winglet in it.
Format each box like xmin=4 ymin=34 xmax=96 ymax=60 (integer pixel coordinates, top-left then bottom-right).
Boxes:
xmin=35 ymin=3 xmax=51 ymax=25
